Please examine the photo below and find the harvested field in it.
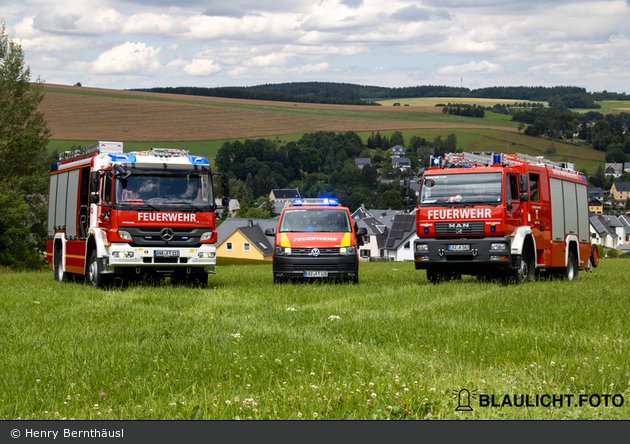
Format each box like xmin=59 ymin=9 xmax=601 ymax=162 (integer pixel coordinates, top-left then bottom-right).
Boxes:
xmin=40 ymin=84 xmax=518 ymax=142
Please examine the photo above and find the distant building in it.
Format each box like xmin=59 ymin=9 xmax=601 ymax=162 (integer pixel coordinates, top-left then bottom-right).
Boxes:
xmin=589 ymin=199 xmax=603 ymax=215
xmin=605 ymin=163 xmax=623 ymax=178
xmin=390 ymin=145 xmax=405 ymax=158
xmin=269 ymin=188 xmax=300 ymax=203
xmin=355 ymin=158 xmax=372 ymax=170
xmin=216 ymin=218 xmax=278 ymax=261
xmin=384 ymin=213 xmax=417 ymax=261
xmin=588 ymin=187 xmax=604 ymax=200
xmin=392 ymin=157 xmax=411 ymax=170
xmin=215 ymin=198 xmax=240 ymax=217
xmin=610 ymin=182 xmax=630 ymax=201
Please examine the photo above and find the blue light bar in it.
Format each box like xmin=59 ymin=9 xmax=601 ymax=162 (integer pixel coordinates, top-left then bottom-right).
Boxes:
xmin=493 ymin=154 xmax=503 ymax=164
xmin=291 ymin=198 xmax=339 ymax=206
xmin=188 ymin=156 xmax=209 ymax=165
xmin=430 ymin=156 xmax=442 ymax=167
xmin=108 ymin=153 xmax=137 ymax=162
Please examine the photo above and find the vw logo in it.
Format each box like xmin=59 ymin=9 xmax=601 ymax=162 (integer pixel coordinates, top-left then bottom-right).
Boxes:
xmin=160 ymin=227 xmax=174 ymax=241
xmin=310 ymin=248 xmax=321 ymax=257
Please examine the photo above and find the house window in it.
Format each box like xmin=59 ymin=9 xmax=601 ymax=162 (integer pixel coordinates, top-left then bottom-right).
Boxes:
xmin=404 ymin=241 xmax=410 ymax=249
xmin=226 ymin=242 xmax=233 ymax=251
xmin=361 ymin=250 xmax=371 ymax=258
xmin=243 ymin=242 xmax=250 ymax=252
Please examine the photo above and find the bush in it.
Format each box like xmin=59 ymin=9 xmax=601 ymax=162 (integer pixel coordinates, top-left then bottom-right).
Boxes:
xmin=606 ymin=248 xmax=620 ymax=258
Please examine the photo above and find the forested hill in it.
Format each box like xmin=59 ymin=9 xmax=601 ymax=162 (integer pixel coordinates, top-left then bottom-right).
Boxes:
xmin=133 ymin=82 xmax=630 ymax=109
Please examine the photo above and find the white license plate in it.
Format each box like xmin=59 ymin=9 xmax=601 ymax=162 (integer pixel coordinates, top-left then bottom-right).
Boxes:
xmin=304 ymin=271 xmax=328 ymax=277
xmin=154 ymin=250 xmax=180 ymax=257
xmin=447 ymin=244 xmax=470 ymax=251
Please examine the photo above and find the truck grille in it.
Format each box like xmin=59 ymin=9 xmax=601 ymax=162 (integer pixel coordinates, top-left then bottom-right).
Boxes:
xmin=434 ymin=221 xmax=484 ymax=235
xmin=291 ymin=248 xmax=341 ymax=256
xmin=126 ymin=227 xmax=207 ymax=247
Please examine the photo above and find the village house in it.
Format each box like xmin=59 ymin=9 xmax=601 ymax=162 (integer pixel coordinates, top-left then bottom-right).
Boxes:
xmin=216 ymin=218 xmax=278 ymax=261
xmin=269 ymin=188 xmax=301 ymax=203
xmin=610 ymin=182 xmax=630 ymax=201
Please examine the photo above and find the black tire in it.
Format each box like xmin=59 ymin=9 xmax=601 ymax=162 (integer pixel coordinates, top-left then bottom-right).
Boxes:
xmin=514 ymin=250 xmax=535 ymax=284
xmin=564 ymin=252 xmax=578 ymax=281
xmin=54 ymin=248 xmax=66 ymax=282
xmin=426 ymin=269 xmax=438 ymax=284
xmin=86 ymin=249 xmax=110 ymax=288
xmin=590 ymin=244 xmax=599 ymax=268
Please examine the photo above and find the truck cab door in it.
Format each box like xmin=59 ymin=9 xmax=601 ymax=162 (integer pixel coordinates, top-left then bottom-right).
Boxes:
xmin=504 ymin=173 xmax=523 ymax=235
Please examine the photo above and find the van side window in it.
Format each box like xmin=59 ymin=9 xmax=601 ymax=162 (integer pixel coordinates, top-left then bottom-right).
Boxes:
xmin=529 ymin=173 xmax=540 ymax=202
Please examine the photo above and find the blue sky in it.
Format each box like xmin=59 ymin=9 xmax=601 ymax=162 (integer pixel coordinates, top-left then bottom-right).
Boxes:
xmin=2 ymin=0 xmax=630 ymax=93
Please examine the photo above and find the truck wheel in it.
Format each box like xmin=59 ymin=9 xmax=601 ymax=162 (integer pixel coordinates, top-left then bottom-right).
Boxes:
xmin=564 ymin=252 xmax=577 ymax=281
xmin=54 ymin=248 xmax=66 ymax=282
xmin=86 ymin=250 xmax=110 ymax=288
xmin=590 ymin=244 xmax=599 ymax=268
xmin=514 ymin=251 xmax=535 ymax=284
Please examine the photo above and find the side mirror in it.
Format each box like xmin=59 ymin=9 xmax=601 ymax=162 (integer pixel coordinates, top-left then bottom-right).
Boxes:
xmin=222 ymin=197 xmax=229 ymax=208
xmin=90 ymin=171 xmax=100 ymax=194
xmin=221 ymin=175 xmax=229 ymax=198
xmin=520 ymin=192 xmax=529 ymax=202
xmin=89 ymin=193 xmax=100 ymax=204
xmin=264 ymin=228 xmax=276 ymax=236
xmin=402 ymin=178 xmax=411 ymax=206
xmin=356 ymin=227 xmax=367 ymax=246
xmin=519 ymin=174 xmax=528 ymax=193
xmin=113 ymin=164 xmax=131 ymax=181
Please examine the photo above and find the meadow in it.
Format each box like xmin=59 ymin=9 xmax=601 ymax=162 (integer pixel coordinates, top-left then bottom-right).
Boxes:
xmin=1 ymin=260 xmax=628 ymax=420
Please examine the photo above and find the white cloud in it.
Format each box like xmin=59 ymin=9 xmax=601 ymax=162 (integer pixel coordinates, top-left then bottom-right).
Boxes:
xmin=69 ymin=42 xmax=163 ymax=75
xmin=183 ymin=59 xmax=222 ymax=76
xmin=438 ymin=60 xmax=503 ymax=75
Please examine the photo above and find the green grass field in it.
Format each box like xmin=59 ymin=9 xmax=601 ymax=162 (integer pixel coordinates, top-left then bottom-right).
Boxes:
xmin=1 ymin=260 xmax=628 ymax=420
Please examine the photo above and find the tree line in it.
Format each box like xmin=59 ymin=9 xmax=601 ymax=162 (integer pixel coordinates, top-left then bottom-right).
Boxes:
xmin=132 ymin=86 xmax=380 ymax=106
xmin=136 ymin=82 xmax=628 ymax=109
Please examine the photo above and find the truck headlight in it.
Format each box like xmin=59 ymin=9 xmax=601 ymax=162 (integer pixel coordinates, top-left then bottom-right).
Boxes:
xmin=275 ymin=246 xmax=291 ymax=256
xmin=491 ymin=243 xmax=508 ymax=250
xmin=112 ymin=251 xmax=134 ymax=258
xmin=198 ymin=252 xmax=216 ymax=259
xmin=340 ymin=246 xmax=356 ymax=255
xmin=415 ymin=244 xmax=429 ymax=252
xmin=118 ymin=230 xmax=132 ymax=241
xmin=200 ymin=231 xmax=213 ymax=242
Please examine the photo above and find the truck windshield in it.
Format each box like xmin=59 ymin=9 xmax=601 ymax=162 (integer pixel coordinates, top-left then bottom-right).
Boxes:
xmin=420 ymin=172 xmax=503 ymax=206
xmin=280 ymin=209 xmax=351 ymax=233
xmin=115 ymin=172 xmax=214 ymax=210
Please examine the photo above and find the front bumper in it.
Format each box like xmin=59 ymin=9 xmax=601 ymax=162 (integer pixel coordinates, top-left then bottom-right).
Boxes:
xmin=413 ymin=237 xmax=517 ymax=274
xmin=103 ymin=243 xmax=217 ymax=275
xmin=272 ymin=254 xmax=359 ymax=280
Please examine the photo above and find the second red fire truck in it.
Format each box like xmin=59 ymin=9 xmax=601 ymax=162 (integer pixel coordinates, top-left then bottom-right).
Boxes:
xmin=404 ymin=152 xmax=599 ymax=283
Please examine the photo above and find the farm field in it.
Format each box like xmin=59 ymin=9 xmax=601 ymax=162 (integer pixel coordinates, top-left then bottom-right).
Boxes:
xmin=41 ymin=84 xmax=605 ymax=173
xmin=1 ymin=261 xmax=628 ymax=420
xmin=40 ymin=84 xmax=520 ymax=142
xmin=573 ymin=101 xmax=630 ymax=114
xmin=374 ymin=97 xmax=548 ymax=107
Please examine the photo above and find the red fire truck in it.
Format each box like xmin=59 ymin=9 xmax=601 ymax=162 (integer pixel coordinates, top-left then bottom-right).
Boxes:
xmin=47 ymin=141 xmax=229 ymax=288
xmin=403 ymin=152 xmax=599 ymax=283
